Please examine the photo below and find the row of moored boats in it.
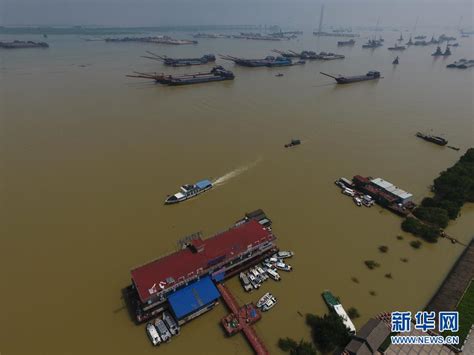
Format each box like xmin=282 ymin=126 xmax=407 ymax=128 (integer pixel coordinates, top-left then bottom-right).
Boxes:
xmin=335 ymin=178 xmax=375 ymax=207
xmin=146 ymin=311 xmax=180 ymax=346
xmin=239 ymin=251 xmax=294 ymax=292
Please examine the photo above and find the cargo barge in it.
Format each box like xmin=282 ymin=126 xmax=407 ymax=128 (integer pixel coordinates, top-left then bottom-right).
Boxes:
xmin=337 ymin=39 xmax=355 ymax=46
xmin=105 ymin=36 xmax=197 ymax=45
xmin=124 ymin=210 xmax=277 ymax=324
xmin=0 ymin=40 xmax=49 ymax=49
xmin=142 ymin=51 xmax=216 ymax=66
xmin=272 ymin=49 xmax=344 ymax=60
xmin=220 ymin=55 xmax=296 ymax=67
xmin=320 ymin=71 xmax=381 ymax=84
xmin=416 ymin=132 xmax=448 ymax=146
xmin=127 ymin=66 xmax=234 ymax=86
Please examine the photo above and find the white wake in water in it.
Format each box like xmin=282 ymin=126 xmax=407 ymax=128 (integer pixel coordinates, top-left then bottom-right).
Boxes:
xmin=213 ymin=158 xmax=262 ymax=186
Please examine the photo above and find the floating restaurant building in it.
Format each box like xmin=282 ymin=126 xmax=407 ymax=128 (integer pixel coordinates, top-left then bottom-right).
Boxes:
xmin=125 ymin=211 xmax=277 ymax=323
xmin=352 ymin=176 xmax=415 ymax=215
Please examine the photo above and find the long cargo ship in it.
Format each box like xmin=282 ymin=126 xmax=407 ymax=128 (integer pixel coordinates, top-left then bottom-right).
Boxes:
xmin=313 ymin=31 xmax=359 ymax=38
xmin=322 ymin=290 xmax=356 ymax=334
xmin=124 ymin=210 xmax=277 ymax=323
xmin=142 ymin=52 xmax=216 ymax=66
xmin=0 ymin=40 xmax=49 ymax=49
xmin=164 ymin=179 xmax=213 ymax=204
xmin=320 ymin=71 xmax=381 ymax=84
xmin=416 ymin=132 xmax=448 ymax=146
xmin=220 ymin=55 xmax=293 ymax=67
xmin=127 ymin=66 xmax=234 ymax=86
xmin=337 ymin=39 xmax=355 ymax=46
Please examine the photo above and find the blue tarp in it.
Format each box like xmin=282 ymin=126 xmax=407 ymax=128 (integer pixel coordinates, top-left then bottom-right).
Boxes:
xmin=196 ymin=179 xmax=212 ymax=189
xmin=168 ymin=276 xmax=220 ymax=320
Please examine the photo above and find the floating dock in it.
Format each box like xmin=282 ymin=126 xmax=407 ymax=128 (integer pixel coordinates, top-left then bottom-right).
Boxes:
xmin=218 ymin=283 xmax=269 ymax=355
xmin=125 ymin=210 xmax=277 ymax=323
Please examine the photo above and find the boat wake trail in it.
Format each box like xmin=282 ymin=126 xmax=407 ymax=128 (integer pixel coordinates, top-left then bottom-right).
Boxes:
xmin=213 ymin=157 xmax=262 ymax=186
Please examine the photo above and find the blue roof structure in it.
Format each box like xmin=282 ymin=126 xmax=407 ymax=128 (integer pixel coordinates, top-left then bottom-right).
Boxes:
xmin=196 ymin=179 xmax=212 ymax=189
xmin=168 ymin=276 xmax=220 ymax=320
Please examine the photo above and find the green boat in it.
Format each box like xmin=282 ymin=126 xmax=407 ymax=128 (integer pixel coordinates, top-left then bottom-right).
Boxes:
xmin=322 ymin=290 xmax=356 ymax=334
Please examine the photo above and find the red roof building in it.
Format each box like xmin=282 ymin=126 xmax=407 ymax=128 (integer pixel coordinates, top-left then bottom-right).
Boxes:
xmin=131 ymin=220 xmax=275 ymax=304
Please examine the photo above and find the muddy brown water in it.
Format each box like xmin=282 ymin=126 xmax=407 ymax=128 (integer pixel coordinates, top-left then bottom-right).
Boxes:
xmin=1 ymin=30 xmax=473 ymax=355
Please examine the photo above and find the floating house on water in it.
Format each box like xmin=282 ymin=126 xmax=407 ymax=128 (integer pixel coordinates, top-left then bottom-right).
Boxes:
xmin=124 ymin=211 xmax=277 ymax=323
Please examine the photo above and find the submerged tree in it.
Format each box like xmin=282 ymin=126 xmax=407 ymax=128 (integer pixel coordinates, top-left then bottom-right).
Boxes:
xmin=364 ymin=260 xmax=380 ymax=270
xmin=306 ymin=313 xmax=351 ymax=353
xmin=347 ymin=307 xmax=360 ymax=319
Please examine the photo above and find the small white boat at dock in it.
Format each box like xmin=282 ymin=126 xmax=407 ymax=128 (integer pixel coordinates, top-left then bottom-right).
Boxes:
xmin=146 ymin=323 xmax=161 ymax=346
xmin=275 ymin=261 xmax=292 ymax=271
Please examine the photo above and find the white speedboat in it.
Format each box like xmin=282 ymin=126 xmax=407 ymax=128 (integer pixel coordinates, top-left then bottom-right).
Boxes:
xmin=263 ymin=261 xmax=273 ymax=269
xmin=353 ymin=196 xmax=362 ymax=206
xmin=342 ymin=188 xmax=355 ymax=197
xmin=248 ymin=274 xmax=260 ymax=289
xmin=256 ymin=266 xmax=268 ymax=280
xmin=275 ymin=261 xmax=292 ymax=271
xmin=163 ymin=311 xmax=180 ymax=336
xmin=154 ymin=318 xmax=172 ymax=342
xmin=266 ymin=268 xmax=281 ymax=281
xmin=261 ymin=296 xmax=277 ymax=311
xmin=275 ymin=250 xmax=294 ymax=259
xmin=146 ymin=323 xmax=161 ymax=346
xmin=250 ymin=268 xmax=263 ymax=283
xmin=362 ymin=195 xmax=374 ymax=207
xmin=257 ymin=292 xmax=273 ymax=308
xmin=240 ymin=272 xmax=253 ymax=292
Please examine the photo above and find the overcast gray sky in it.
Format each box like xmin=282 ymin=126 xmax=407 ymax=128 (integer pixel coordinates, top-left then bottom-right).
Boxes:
xmin=1 ymin=0 xmax=472 ymax=28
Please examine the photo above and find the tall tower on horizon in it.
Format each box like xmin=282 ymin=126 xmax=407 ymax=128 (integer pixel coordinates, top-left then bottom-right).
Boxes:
xmin=317 ymin=4 xmax=325 ymax=34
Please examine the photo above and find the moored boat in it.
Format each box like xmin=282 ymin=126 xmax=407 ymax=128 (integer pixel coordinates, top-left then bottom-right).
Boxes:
xmin=165 ymin=179 xmax=213 ymax=204
xmin=275 ymin=250 xmax=294 ymax=259
xmin=266 ymin=267 xmax=281 ymax=281
xmin=353 ymin=196 xmax=362 ymax=206
xmin=0 ymin=40 xmax=49 ymax=49
xmin=240 ymin=272 xmax=253 ymax=292
xmin=261 ymin=296 xmax=277 ymax=311
xmin=146 ymin=323 xmax=161 ymax=346
xmin=154 ymin=318 xmax=172 ymax=342
xmin=163 ymin=311 xmax=180 ymax=336
xmin=388 ymin=44 xmax=406 ymax=51
xmin=320 ymin=71 xmax=381 ymax=84
xmin=128 ymin=66 xmax=234 ymax=86
xmin=220 ymin=54 xmax=294 ymax=67
xmin=275 ymin=261 xmax=292 ymax=271
xmin=322 ymin=290 xmax=356 ymax=334
xmin=256 ymin=292 xmax=274 ymax=308
xmin=142 ymin=52 xmax=216 ymax=66
xmin=416 ymin=132 xmax=448 ymax=146
xmin=362 ymin=39 xmax=383 ymax=48
xmin=337 ymin=39 xmax=355 ymax=46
